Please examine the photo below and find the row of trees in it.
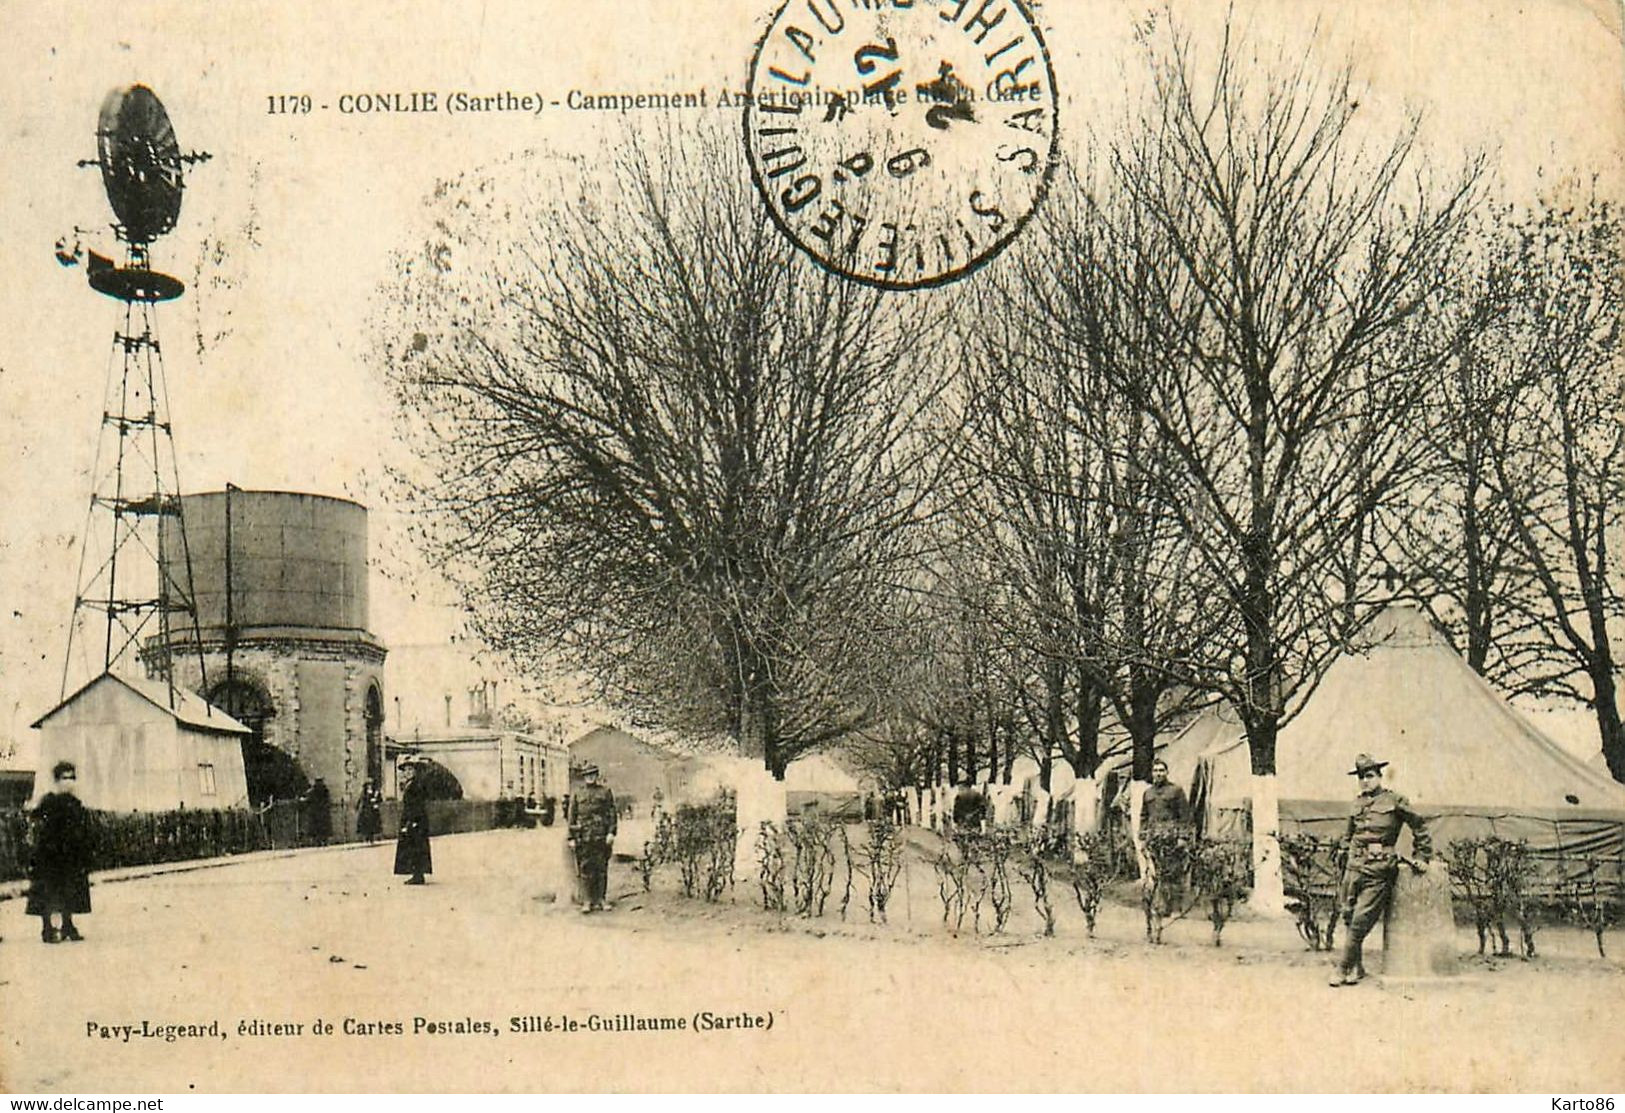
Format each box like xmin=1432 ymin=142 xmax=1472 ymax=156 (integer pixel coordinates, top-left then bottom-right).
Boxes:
xmin=376 ymin=20 xmax=1625 ymax=897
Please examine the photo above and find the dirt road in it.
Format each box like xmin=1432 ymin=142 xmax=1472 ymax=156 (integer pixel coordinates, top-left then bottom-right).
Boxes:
xmin=2 ymin=828 xmax=1620 ymax=1092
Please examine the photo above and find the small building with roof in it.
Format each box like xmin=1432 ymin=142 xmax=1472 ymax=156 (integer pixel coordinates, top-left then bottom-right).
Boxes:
xmin=31 ymin=671 xmax=250 ymax=812
xmin=385 ymin=726 xmax=570 ymax=803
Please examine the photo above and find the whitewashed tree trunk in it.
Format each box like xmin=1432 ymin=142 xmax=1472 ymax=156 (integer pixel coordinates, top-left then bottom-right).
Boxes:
xmin=732 ymin=764 xmax=786 ymax=880
xmin=1250 ymin=773 xmax=1288 ymax=916
xmin=1069 ymin=774 xmax=1102 ymax=862
xmin=1128 ymin=778 xmax=1150 ymax=875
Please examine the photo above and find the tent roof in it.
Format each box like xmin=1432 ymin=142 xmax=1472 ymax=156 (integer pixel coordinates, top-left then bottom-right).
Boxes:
xmin=782 ymin=752 xmax=863 ymax=793
xmin=32 ymin=671 xmax=250 ymax=736
xmin=1159 ymin=705 xmax=1244 ymax=783
xmin=1091 ymin=704 xmax=1243 ymax=784
xmin=1203 ymin=606 xmax=1625 ymax=814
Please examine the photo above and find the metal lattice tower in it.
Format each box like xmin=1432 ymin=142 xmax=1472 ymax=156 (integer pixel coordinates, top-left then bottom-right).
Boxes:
xmin=59 ymin=85 xmax=211 ymax=703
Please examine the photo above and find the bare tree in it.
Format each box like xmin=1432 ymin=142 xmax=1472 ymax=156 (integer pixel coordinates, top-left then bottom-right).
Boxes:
xmin=1387 ymin=211 xmax=1543 ymax=679
xmin=1490 ymin=189 xmax=1625 ymax=781
xmin=1050 ymin=20 xmax=1486 ymax=904
xmin=377 ymin=129 xmax=948 ymax=777
xmin=952 ymin=232 xmax=1217 ymax=803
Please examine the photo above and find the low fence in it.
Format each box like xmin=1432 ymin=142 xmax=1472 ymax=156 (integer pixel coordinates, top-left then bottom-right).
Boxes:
xmin=0 ymin=797 xmax=537 ymax=884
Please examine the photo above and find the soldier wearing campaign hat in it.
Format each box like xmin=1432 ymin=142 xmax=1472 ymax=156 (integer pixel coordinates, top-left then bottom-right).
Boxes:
xmin=567 ymin=763 xmax=618 ymax=913
xmin=1330 ymin=753 xmax=1432 ymax=986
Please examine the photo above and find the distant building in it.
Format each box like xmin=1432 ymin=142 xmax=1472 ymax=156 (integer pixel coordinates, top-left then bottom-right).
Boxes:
xmin=384 ymin=727 xmax=570 ymax=802
xmin=384 ymin=639 xmax=606 ymax=802
xmin=156 ymin=489 xmax=387 ymax=807
xmin=568 ymin=726 xmax=700 ymax=813
xmin=31 ymin=672 xmax=249 ymax=812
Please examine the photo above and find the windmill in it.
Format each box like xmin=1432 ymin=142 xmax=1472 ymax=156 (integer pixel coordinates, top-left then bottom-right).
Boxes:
xmin=58 ymin=85 xmax=212 ymax=703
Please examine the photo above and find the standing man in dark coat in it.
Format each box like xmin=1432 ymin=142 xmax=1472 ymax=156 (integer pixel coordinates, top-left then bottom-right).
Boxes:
xmin=301 ymin=778 xmax=333 ymax=846
xmin=567 ymin=764 xmax=617 ymax=913
xmin=27 ymin=761 xmax=94 ymax=943
xmin=951 ymin=780 xmax=988 ymax=834
xmin=1331 ymin=753 xmax=1432 ymax=986
xmin=394 ymin=757 xmax=433 ymax=885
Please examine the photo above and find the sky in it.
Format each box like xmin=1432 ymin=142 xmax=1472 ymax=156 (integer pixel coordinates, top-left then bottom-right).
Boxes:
xmin=0 ymin=0 xmax=1620 ymax=755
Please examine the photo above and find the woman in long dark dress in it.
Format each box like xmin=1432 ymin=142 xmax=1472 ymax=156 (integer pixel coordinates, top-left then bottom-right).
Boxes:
xmin=356 ymin=780 xmax=383 ymax=843
xmin=27 ymin=761 xmax=94 ymax=943
xmin=393 ymin=759 xmax=432 ymax=884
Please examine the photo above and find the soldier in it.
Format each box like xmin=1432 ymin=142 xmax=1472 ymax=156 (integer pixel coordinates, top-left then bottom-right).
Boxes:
xmin=355 ymin=779 xmax=383 ymax=844
xmin=950 ymin=779 xmax=988 ymax=835
xmin=1140 ymin=759 xmax=1189 ymax=831
xmin=1331 ymin=753 xmax=1432 ymax=987
xmin=567 ymin=764 xmax=617 ymax=913
xmin=301 ymin=777 xmax=333 ymax=846
xmin=1139 ymin=759 xmax=1191 ymax=935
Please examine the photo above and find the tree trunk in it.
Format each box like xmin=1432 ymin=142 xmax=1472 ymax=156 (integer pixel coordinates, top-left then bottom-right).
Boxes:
xmin=1042 ymin=658 xmax=1066 ymax=791
xmin=1128 ymin=680 xmax=1158 ymax=784
xmin=1071 ymin=681 xmax=1103 ymax=779
xmin=1587 ymin=635 xmax=1625 ymax=783
xmin=1241 ymin=362 xmax=1287 ymax=914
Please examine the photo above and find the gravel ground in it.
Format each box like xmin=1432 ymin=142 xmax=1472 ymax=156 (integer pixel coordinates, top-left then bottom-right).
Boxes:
xmin=1 ymin=826 xmax=1621 ymax=1092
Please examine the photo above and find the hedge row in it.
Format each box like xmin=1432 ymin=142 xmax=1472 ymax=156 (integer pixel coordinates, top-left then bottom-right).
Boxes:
xmin=0 ymin=797 xmax=537 ymax=883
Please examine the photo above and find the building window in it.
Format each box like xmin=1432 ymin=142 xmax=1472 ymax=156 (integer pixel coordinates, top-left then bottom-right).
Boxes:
xmin=198 ymin=763 xmax=217 ymax=796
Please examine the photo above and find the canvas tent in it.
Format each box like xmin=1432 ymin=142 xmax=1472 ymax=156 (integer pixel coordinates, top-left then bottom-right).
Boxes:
xmin=1052 ymin=707 xmax=1241 ymax=839
xmin=31 ymin=671 xmax=250 ymax=812
xmin=1193 ymin=606 xmax=1625 ymax=887
xmin=784 ymin=752 xmax=867 ymax=820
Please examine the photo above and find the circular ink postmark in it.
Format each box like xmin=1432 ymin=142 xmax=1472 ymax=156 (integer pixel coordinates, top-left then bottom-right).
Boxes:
xmin=744 ymin=0 xmax=1059 ymax=290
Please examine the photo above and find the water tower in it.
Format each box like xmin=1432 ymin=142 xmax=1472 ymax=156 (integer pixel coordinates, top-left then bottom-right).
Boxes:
xmin=157 ymin=489 xmax=388 ymax=805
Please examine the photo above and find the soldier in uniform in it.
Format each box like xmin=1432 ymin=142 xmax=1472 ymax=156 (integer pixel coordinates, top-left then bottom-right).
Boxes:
xmin=567 ymin=764 xmax=617 ymax=913
xmin=1141 ymin=759 xmax=1189 ymax=831
xmin=1331 ymin=753 xmax=1432 ymax=986
xmin=356 ymin=779 xmax=384 ymax=844
xmin=950 ymin=779 xmax=989 ymax=834
xmin=1139 ymin=759 xmax=1191 ymax=930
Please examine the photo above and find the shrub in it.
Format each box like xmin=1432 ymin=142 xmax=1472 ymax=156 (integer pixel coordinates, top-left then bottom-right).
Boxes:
xmin=755 ymin=821 xmax=787 ymax=912
xmin=852 ymin=818 xmax=905 ymax=924
xmin=786 ymin=813 xmax=839 ymax=917
xmin=1280 ymin=832 xmax=1345 ymax=952
xmin=934 ymin=836 xmax=973 ymax=934
xmin=1559 ymin=855 xmax=1621 ymax=959
xmin=1015 ymin=826 xmax=1059 ymax=937
xmin=1190 ymin=839 xmax=1250 ymax=946
xmin=1068 ymin=830 xmax=1124 ymax=938
xmin=1140 ymin=828 xmax=1194 ymax=944
xmin=639 ymin=811 xmax=675 ymax=893
xmin=1446 ymin=837 xmax=1537 ymax=958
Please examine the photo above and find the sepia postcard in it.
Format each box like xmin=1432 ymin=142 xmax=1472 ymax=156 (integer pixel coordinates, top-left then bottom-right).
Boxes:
xmin=1 ymin=0 xmax=1623 ymax=1095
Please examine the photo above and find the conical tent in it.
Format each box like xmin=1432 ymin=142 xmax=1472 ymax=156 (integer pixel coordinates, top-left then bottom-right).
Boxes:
xmin=784 ymin=752 xmax=867 ymax=819
xmin=1195 ymin=606 xmax=1625 ymax=879
xmin=1084 ymin=704 xmax=1244 ymax=828
xmin=1158 ymin=704 xmax=1245 ymax=791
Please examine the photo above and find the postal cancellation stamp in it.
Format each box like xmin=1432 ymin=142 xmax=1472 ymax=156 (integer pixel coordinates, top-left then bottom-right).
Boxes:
xmin=744 ymin=0 xmax=1059 ymax=288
